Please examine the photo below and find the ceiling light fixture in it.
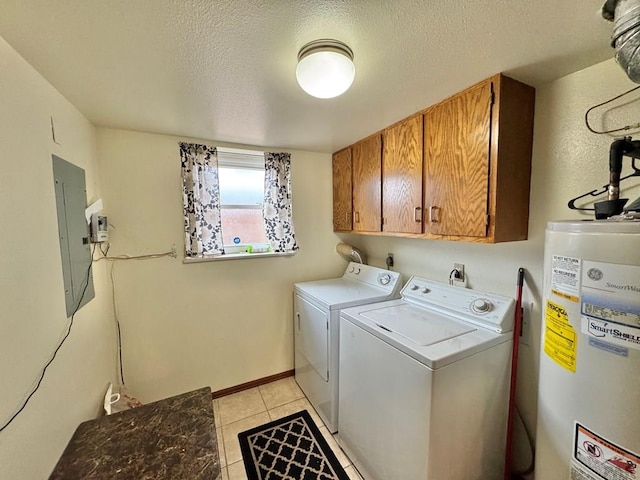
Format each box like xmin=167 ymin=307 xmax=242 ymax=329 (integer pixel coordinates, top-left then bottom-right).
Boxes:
xmin=296 ymin=39 xmax=355 ymax=99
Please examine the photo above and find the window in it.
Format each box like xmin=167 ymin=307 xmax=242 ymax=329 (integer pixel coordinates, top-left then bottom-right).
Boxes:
xmin=180 ymin=142 xmax=298 ymax=260
xmin=218 ymin=148 xmax=270 ymax=253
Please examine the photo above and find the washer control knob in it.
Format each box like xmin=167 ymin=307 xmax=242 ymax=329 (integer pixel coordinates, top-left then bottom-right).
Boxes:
xmin=378 ymin=274 xmax=391 ymax=285
xmin=411 ymin=284 xmax=420 ymax=291
xmin=348 ymin=266 xmax=355 ymax=273
xmin=422 ymin=288 xmax=431 ymax=294
xmin=471 ymin=298 xmax=492 ymax=313
xmin=354 ymin=267 xmax=361 ymax=274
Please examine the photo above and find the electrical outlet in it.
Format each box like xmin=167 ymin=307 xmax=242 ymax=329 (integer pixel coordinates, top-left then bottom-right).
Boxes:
xmin=386 ymin=253 xmax=394 ymax=269
xmin=519 ymin=302 xmax=533 ymax=346
xmin=453 ymin=263 xmax=465 ymax=281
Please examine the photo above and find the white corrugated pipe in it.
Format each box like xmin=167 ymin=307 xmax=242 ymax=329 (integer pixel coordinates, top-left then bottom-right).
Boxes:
xmin=603 ymin=0 xmax=640 ymax=83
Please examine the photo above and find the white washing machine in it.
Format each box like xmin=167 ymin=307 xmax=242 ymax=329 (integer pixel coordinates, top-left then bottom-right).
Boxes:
xmin=338 ymin=276 xmax=515 ymax=480
xmin=294 ymin=262 xmax=402 ymax=433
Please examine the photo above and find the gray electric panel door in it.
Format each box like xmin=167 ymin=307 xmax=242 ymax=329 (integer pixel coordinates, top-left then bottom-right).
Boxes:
xmin=52 ymin=155 xmax=94 ymax=317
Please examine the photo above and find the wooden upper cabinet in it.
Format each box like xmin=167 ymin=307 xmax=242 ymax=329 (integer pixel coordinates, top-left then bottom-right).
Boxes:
xmin=331 ymin=73 xmax=535 ymax=243
xmin=424 ymin=74 xmax=535 ymax=242
xmin=489 ymin=74 xmax=535 ymax=242
xmin=424 ymin=80 xmax=492 ymax=237
xmin=382 ymin=115 xmax=423 ymax=234
xmin=352 ymin=134 xmax=382 ymax=232
xmin=332 ymin=148 xmax=352 ymax=231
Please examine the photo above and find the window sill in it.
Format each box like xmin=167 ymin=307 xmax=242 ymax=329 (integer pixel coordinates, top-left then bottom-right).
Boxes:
xmin=183 ymin=251 xmax=297 ymax=263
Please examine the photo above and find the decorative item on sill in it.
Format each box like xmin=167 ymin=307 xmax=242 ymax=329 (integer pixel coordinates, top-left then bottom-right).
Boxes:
xmin=246 ymin=245 xmax=271 ymax=254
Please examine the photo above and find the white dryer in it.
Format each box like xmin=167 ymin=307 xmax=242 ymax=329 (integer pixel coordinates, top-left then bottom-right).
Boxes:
xmin=338 ymin=276 xmax=515 ymax=480
xmin=294 ymin=262 xmax=402 ymax=433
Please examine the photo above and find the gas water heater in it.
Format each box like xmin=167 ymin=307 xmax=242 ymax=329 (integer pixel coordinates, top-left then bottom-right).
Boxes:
xmin=535 ymin=220 xmax=640 ymax=479
xmin=535 ymin=4 xmax=640 ymax=477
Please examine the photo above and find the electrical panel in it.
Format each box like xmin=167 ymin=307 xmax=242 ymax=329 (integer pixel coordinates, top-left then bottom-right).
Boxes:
xmin=52 ymin=155 xmax=95 ymax=317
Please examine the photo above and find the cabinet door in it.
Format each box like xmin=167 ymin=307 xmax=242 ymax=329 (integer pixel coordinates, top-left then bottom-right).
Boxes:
xmin=424 ymin=81 xmax=493 ymax=237
xmin=352 ymin=134 xmax=382 ymax=232
xmin=382 ymin=115 xmax=423 ymax=234
xmin=332 ymin=148 xmax=352 ymax=231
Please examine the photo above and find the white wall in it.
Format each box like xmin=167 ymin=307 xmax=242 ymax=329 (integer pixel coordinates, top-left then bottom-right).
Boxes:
xmin=96 ymin=128 xmax=344 ymax=402
xmin=338 ymin=58 xmax=640 ymax=474
xmin=3 ymin=34 xmax=634 ymax=478
xmin=0 ymin=36 xmax=116 ymax=479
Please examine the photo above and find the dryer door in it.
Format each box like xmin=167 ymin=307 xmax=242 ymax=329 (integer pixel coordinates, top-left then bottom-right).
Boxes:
xmin=295 ymin=294 xmax=329 ymax=381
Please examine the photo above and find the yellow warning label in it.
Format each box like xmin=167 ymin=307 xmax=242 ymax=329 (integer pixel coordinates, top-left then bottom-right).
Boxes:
xmin=544 ymin=300 xmax=577 ymax=372
xmin=551 ymin=288 xmax=579 ymax=303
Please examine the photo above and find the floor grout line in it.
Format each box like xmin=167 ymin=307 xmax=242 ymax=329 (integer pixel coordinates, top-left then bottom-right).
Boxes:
xmin=255 ymin=385 xmax=269 ymax=414
xmin=218 ymin=427 xmax=227 ymax=470
xmin=213 ymin=399 xmax=232 ymax=470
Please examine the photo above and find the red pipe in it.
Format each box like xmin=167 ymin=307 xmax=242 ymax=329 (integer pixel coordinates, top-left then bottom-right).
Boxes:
xmin=504 ymin=268 xmax=525 ymax=480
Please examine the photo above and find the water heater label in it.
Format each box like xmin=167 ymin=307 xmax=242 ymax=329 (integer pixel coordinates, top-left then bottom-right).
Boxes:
xmin=544 ymin=299 xmax=577 ymax=372
xmin=582 ymin=317 xmax=640 ymax=350
xmin=551 ymin=255 xmax=581 ymax=303
xmin=571 ymin=422 xmax=639 ymax=480
xmin=580 ymin=261 xmax=640 ymax=351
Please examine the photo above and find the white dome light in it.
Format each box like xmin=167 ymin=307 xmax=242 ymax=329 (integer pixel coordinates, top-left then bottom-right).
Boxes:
xmin=296 ymin=39 xmax=355 ymax=99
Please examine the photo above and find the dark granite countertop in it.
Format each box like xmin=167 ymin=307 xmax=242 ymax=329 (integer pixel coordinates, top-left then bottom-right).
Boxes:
xmin=49 ymin=386 xmax=220 ymax=480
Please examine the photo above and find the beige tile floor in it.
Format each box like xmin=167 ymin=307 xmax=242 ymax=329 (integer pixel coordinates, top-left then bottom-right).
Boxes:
xmin=213 ymin=377 xmax=363 ymax=480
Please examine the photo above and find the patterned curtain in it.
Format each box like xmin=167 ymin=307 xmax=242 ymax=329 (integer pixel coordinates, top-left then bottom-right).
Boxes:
xmin=263 ymin=152 xmax=299 ymax=253
xmin=180 ymin=142 xmax=224 ymax=257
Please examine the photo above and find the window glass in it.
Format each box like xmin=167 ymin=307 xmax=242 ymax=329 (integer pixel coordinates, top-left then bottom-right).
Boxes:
xmin=221 ymin=209 xmax=268 ymax=246
xmin=219 ymin=167 xmax=264 ymax=205
xmin=218 ymin=163 xmax=268 ymax=247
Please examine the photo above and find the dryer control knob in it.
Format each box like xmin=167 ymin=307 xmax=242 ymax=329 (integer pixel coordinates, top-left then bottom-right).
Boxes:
xmin=411 ymin=284 xmax=420 ymax=291
xmin=471 ymin=298 xmax=492 ymax=313
xmin=349 ymin=266 xmax=355 ymax=273
xmin=422 ymin=288 xmax=431 ymax=294
xmin=378 ymin=274 xmax=391 ymax=285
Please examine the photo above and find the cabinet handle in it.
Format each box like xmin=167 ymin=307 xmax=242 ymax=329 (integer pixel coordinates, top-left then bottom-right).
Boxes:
xmin=429 ymin=206 xmax=439 ymax=223
xmin=355 ymin=211 xmax=360 ymax=223
xmin=296 ymin=312 xmax=301 ymax=332
xmin=414 ymin=207 xmax=422 ymax=223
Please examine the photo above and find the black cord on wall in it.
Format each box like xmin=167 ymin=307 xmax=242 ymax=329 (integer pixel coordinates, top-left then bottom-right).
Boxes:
xmin=0 ymin=245 xmax=96 ymax=433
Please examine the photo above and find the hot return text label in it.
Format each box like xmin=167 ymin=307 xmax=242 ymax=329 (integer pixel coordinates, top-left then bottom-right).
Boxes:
xmin=552 ymin=255 xmax=581 ymax=302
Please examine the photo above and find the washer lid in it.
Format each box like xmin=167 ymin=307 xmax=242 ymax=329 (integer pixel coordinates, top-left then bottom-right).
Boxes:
xmin=295 ymin=279 xmax=397 ymax=310
xmin=294 ymin=263 xmax=401 ymax=310
xmin=341 ymin=300 xmax=511 ymax=369
xmin=362 ymin=304 xmax=475 ymax=345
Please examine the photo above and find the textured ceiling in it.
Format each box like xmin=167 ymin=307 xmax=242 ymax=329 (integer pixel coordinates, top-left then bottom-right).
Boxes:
xmin=0 ymin=1 xmax=616 ymax=153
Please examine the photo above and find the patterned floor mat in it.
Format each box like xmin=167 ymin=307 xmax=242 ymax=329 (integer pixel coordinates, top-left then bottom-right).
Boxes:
xmin=238 ymin=410 xmax=350 ymax=480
